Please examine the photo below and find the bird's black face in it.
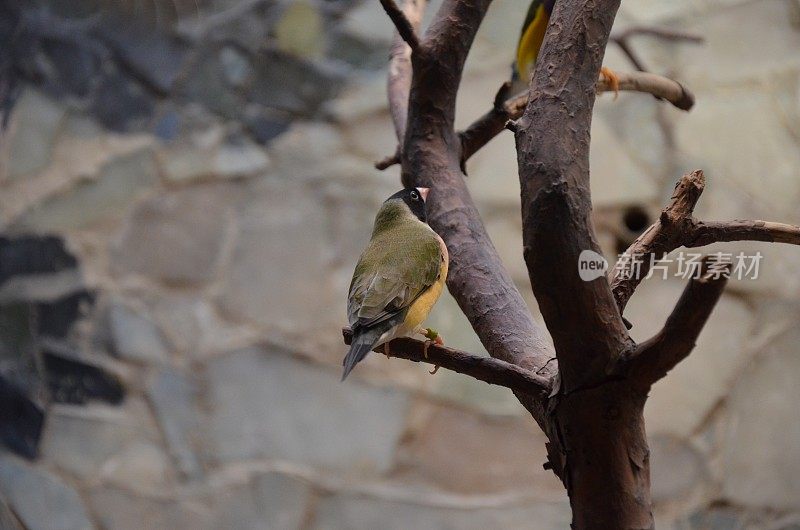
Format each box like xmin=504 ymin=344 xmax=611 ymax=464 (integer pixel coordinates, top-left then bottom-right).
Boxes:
xmin=385 ymin=187 xmax=429 ymax=223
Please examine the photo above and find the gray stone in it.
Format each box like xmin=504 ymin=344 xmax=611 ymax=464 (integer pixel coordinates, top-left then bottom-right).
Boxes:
xmin=0 ymin=454 xmax=94 ymax=530
xmin=590 ymin=116 xmax=659 ymax=208
xmin=89 ymin=69 xmax=156 ymax=132
xmin=722 ymin=327 xmax=800 ymax=510
xmin=147 ymin=368 xmax=203 ymax=479
xmin=108 ymin=303 xmax=170 ymax=364
xmin=678 ymin=505 xmax=746 ymax=530
xmin=12 ymin=149 xmax=159 ymax=232
xmin=649 ymin=435 xmax=706 ymax=503
xmin=0 ymin=493 xmax=24 ymax=530
xmin=0 ymin=270 xmax=84 ymax=305
xmin=484 ymin=211 xmax=530 ymax=284
xmin=338 ymin=0 xmax=394 ymax=45
xmin=675 ymin=87 xmax=800 ymax=220
xmin=394 ymin=404 xmax=562 ymax=495
xmin=95 ymin=20 xmax=189 ymax=94
xmin=112 ymin=185 xmax=235 ymax=284
xmin=243 ymin=108 xmax=291 ymax=145
xmin=213 ymin=137 xmax=271 ymax=177
xmin=465 ymin=132 xmax=525 ymax=206
xmin=88 ymin=488 xmax=210 ymax=530
xmin=247 ymin=50 xmax=345 ymax=117
xmin=218 ymin=178 xmax=335 ymax=330
xmin=594 ymin=89 xmax=674 ymax=179
xmin=268 ymin=122 xmax=346 ymax=178
xmin=179 ymin=48 xmax=246 ymax=120
xmin=156 ymin=123 xmax=225 ymax=182
xmin=6 ymin=89 xmax=66 ymax=180
xmin=329 ymin=76 xmax=390 ymax=123
xmin=617 ymin=0 xmax=701 ymax=24
xmin=343 ymin=111 xmax=401 ymax=161
xmin=626 ymin=279 xmax=754 ymax=437
xmin=99 ymin=440 xmax=174 ymax=492
xmin=219 ymin=46 xmax=253 ymax=88
xmin=41 ymin=402 xmax=159 ymax=480
xmin=313 ymin=495 xmax=571 ymax=530
xmin=40 ymin=40 xmax=100 ymax=99
xmin=205 ymin=348 xmax=409 ymax=471
xmin=676 ymin=0 xmax=800 ymax=89
xmin=149 ymin=295 xmax=257 ymax=359
xmin=212 ymin=472 xmax=312 ymax=530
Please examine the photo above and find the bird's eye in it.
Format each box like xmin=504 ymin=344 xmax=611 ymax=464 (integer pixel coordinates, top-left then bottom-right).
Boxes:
xmin=410 ymin=191 xmax=419 ymax=201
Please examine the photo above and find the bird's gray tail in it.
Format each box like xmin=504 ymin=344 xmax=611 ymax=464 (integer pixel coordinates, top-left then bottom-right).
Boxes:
xmin=342 ymin=334 xmax=377 ymax=381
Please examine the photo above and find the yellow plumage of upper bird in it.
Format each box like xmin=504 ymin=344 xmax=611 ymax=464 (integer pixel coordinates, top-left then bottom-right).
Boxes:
xmin=514 ymin=0 xmax=619 ymax=93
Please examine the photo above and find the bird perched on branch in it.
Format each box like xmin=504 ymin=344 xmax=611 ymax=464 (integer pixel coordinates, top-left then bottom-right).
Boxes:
xmin=343 ymin=187 xmax=448 ymax=380
xmin=513 ymin=0 xmax=619 ymax=94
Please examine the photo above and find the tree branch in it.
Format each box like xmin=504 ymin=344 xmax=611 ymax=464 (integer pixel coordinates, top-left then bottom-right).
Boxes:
xmin=386 ymin=0 xmax=426 ymax=145
xmin=610 ymin=26 xmax=703 ymax=72
xmin=515 ymin=0 xmax=632 ymax=393
xmin=610 ymin=169 xmax=800 ymax=314
xmin=378 ymin=70 xmax=695 ymax=170
xmin=386 ymin=0 xmax=557 ymax=426
xmin=686 ymin=220 xmax=800 ymax=247
xmin=625 ymin=259 xmax=729 ymax=385
xmin=342 ymin=328 xmax=551 ymax=397
xmin=379 ymin=0 xmax=421 ymax=52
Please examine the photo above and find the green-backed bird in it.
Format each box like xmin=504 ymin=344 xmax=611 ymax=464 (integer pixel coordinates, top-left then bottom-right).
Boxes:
xmin=513 ymin=0 xmax=619 ymax=93
xmin=342 ymin=187 xmax=448 ymax=380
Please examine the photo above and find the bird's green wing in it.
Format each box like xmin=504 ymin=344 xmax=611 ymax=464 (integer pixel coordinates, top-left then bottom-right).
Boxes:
xmin=348 ymin=230 xmax=442 ymax=330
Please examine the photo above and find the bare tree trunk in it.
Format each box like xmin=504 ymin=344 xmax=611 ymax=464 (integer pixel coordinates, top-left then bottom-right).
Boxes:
xmin=347 ymin=0 xmax=800 ymax=527
xmin=550 ymin=383 xmax=651 ymax=529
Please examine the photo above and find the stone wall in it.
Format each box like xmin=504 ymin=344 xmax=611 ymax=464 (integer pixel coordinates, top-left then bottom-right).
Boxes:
xmin=0 ymin=0 xmax=799 ymax=528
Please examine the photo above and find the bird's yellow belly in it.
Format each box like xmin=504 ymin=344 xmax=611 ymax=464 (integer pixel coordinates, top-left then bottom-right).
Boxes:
xmin=401 ymin=257 xmax=448 ymax=333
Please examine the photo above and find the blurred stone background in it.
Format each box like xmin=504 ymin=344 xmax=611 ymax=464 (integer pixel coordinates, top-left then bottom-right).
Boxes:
xmin=0 ymin=0 xmax=799 ymax=528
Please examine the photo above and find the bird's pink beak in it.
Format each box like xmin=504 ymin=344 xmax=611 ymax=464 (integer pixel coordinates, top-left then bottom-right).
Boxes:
xmin=417 ymin=187 xmax=430 ymax=202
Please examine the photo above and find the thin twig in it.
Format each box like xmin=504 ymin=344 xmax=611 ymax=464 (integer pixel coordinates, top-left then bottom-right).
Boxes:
xmin=379 ymin=0 xmax=421 ymax=51
xmin=610 ymin=26 xmax=704 ymax=72
xmin=342 ymin=328 xmax=552 ymax=397
xmin=385 ymin=0 xmax=426 ymax=146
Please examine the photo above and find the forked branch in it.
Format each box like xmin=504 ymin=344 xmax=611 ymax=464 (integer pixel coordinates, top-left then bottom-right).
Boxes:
xmin=610 ymin=170 xmax=800 ymax=313
xmin=625 ymin=258 xmax=730 ymax=385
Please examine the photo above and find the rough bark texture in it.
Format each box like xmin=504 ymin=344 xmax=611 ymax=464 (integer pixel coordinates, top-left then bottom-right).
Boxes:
xmin=402 ymin=0 xmax=556 ymax=381
xmin=515 ymin=0 xmax=631 ymax=392
xmin=347 ymin=0 xmax=800 ymax=526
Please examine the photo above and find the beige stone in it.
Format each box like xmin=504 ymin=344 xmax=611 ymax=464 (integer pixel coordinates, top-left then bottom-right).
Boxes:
xmin=626 ymin=278 xmax=755 ymax=438
xmin=394 ymin=403 xmax=563 ymax=497
xmin=721 ymin=327 xmax=800 ymax=510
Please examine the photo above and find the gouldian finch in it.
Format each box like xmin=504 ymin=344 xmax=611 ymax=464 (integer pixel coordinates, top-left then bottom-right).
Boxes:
xmin=513 ymin=0 xmax=619 ymax=94
xmin=342 ymin=187 xmax=448 ymax=380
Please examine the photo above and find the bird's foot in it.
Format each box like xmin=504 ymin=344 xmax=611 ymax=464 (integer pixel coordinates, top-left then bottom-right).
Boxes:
xmin=383 ymin=342 xmax=392 ymax=359
xmin=600 ymin=66 xmax=620 ymax=99
xmin=419 ymin=328 xmax=444 ymax=359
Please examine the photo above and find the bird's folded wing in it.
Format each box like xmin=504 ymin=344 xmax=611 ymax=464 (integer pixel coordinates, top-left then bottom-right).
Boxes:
xmin=348 ymin=237 xmax=442 ymax=330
